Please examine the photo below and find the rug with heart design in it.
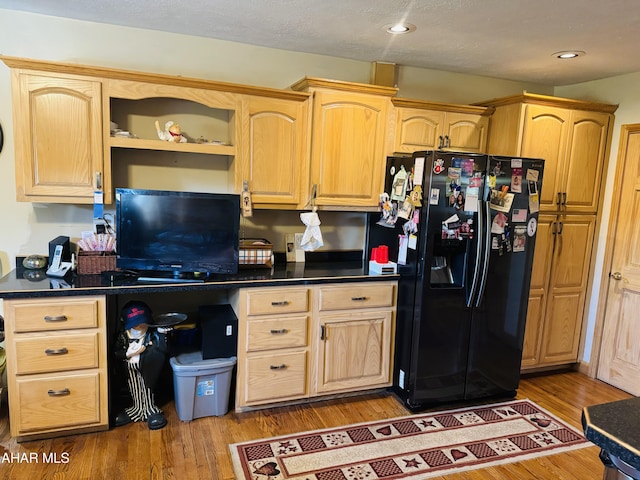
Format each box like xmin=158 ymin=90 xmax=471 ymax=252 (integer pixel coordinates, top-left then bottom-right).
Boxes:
xmin=229 ymin=399 xmax=590 ymax=480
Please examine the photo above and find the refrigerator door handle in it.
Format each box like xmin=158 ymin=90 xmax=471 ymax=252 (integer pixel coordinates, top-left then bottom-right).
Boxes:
xmin=467 ymin=200 xmax=484 ymax=307
xmin=475 ymin=199 xmax=492 ymax=307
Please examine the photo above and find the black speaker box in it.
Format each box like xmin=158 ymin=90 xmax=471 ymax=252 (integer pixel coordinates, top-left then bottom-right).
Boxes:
xmin=198 ymin=304 xmax=238 ymax=359
xmin=48 ymin=235 xmax=71 ymax=267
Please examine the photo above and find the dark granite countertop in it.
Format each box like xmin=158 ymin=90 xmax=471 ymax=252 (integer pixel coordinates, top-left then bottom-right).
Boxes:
xmin=582 ymin=397 xmax=640 ymax=472
xmin=0 ymin=255 xmax=398 ymax=299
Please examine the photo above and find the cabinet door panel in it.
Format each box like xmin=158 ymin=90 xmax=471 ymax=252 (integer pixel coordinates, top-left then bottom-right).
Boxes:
xmin=539 ymin=215 xmax=595 ymax=365
xmin=564 ymin=111 xmax=610 ymax=212
xmin=552 ymin=216 xmax=595 ymax=289
xmin=393 ymin=108 xmax=444 ymax=152
xmin=241 ymin=96 xmax=308 ymax=206
xmin=521 ymin=105 xmax=570 ymax=212
xmin=521 ymin=292 xmax=544 ymax=367
xmin=311 ymin=91 xmax=388 ymax=206
xmin=528 ymin=215 xmax=556 ymax=291
xmin=316 ymin=311 xmax=392 ymax=393
xmin=14 ymin=73 xmax=103 ymax=202
xmin=444 ymin=113 xmax=488 ymax=153
xmin=540 ymin=291 xmax=585 ymax=363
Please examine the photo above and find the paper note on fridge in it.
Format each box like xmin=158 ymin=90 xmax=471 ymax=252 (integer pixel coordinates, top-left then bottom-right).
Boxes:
xmin=526 ymin=169 xmax=540 ymax=182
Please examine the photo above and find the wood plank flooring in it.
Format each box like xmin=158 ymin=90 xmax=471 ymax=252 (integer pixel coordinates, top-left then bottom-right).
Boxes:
xmin=0 ymin=370 xmax=632 ymax=479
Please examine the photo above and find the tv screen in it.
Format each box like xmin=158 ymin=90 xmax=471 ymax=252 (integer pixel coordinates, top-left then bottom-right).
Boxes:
xmin=115 ymin=188 xmax=240 ymax=277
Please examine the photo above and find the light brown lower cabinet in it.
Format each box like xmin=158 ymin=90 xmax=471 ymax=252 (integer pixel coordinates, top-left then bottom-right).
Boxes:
xmin=3 ymin=295 xmax=109 ymax=441
xmin=521 ymin=215 xmax=596 ymax=369
xmin=232 ymin=281 xmax=397 ymax=410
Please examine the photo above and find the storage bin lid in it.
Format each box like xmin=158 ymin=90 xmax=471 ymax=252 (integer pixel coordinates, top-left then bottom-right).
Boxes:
xmin=169 ymin=351 xmax=236 ymax=375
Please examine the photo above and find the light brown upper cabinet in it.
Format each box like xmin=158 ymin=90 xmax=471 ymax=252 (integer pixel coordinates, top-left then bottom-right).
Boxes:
xmin=390 ymin=98 xmax=491 ymax=154
xmin=291 ymin=78 xmax=397 ymax=208
xmin=10 ymin=69 xmax=104 ymax=203
xmin=238 ymin=94 xmax=310 ymax=208
xmin=479 ymin=93 xmax=615 ymax=214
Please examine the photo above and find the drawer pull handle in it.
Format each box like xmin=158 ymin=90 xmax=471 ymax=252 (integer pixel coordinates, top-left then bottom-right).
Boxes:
xmin=351 ymin=296 xmax=368 ymax=301
xmin=270 ymin=364 xmax=287 ymax=370
xmin=47 ymin=388 xmax=71 ymax=397
xmin=45 ymin=347 xmax=69 ymax=356
xmin=270 ymin=329 xmax=288 ymax=335
xmin=44 ymin=315 xmax=68 ymax=322
xmin=271 ymin=301 xmax=290 ymax=306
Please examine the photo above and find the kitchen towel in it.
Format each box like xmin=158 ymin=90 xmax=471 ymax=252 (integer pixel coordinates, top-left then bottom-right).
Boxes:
xmin=300 ymin=211 xmax=323 ymax=252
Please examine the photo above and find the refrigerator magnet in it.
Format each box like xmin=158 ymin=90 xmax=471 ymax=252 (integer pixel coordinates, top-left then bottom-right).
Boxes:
xmin=413 ymin=157 xmax=425 ymax=185
xmin=514 ymin=226 xmax=527 ymax=252
xmin=391 ymin=165 xmax=408 ymax=201
xmin=528 ymin=180 xmax=540 ymax=213
xmin=410 ymin=185 xmax=423 ymax=206
xmin=429 ymin=188 xmax=440 ymax=205
xmin=511 ymin=167 xmax=523 ymax=193
xmin=512 ymin=209 xmax=528 ymax=222
xmin=433 ymin=158 xmax=445 ymax=174
xmin=526 ymin=169 xmax=540 ymax=182
xmin=527 ymin=217 xmax=538 ymax=236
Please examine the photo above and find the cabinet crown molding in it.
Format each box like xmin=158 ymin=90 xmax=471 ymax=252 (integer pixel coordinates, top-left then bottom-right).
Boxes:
xmin=474 ymin=91 xmax=618 ymax=114
xmin=0 ymin=55 xmax=310 ymax=102
xmin=392 ymin=97 xmax=494 ymax=116
xmin=291 ymin=76 xmax=398 ymax=97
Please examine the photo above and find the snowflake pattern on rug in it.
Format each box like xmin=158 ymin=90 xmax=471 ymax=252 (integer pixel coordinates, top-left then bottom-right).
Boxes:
xmin=231 ymin=399 xmax=589 ymax=480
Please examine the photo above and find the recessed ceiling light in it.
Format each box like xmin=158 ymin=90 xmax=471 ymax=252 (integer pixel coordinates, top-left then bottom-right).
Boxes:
xmin=385 ymin=23 xmax=416 ymax=34
xmin=553 ymin=50 xmax=586 ymax=59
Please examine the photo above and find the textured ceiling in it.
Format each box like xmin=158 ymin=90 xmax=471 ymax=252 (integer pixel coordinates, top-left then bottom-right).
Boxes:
xmin=1 ymin=0 xmax=639 ymax=86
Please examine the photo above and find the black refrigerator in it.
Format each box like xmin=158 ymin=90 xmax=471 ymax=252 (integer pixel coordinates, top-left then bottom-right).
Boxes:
xmin=366 ymin=150 xmax=544 ymax=410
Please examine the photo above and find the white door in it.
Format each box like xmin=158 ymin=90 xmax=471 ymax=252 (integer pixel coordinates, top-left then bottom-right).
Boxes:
xmin=597 ymin=124 xmax=640 ymax=395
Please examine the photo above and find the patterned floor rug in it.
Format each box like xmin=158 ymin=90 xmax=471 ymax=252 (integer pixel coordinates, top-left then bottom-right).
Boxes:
xmin=229 ymin=399 xmax=590 ymax=480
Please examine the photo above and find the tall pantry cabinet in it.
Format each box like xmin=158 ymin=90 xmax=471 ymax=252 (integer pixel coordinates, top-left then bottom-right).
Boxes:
xmin=479 ymin=93 xmax=617 ymax=370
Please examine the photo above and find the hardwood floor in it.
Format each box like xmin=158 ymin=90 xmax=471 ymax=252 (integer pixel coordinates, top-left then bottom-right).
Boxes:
xmin=0 ymin=370 xmax=632 ymax=480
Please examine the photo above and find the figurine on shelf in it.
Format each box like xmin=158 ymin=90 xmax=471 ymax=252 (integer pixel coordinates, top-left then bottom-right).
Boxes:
xmin=154 ymin=120 xmax=187 ymax=143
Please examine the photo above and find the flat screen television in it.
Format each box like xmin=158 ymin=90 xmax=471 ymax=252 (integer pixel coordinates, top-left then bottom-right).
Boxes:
xmin=115 ymin=188 xmax=240 ymax=278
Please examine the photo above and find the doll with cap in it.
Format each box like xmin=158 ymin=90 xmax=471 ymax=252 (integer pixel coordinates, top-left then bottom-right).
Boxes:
xmin=114 ymin=300 xmax=169 ymax=430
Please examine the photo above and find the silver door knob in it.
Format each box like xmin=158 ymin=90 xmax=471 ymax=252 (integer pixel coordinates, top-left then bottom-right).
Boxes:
xmin=611 ymin=272 xmax=623 ymax=280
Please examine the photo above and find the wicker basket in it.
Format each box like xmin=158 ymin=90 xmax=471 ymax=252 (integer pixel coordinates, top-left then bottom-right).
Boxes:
xmin=239 ymin=238 xmax=273 ymax=268
xmin=76 ymin=251 xmax=117 ymax=275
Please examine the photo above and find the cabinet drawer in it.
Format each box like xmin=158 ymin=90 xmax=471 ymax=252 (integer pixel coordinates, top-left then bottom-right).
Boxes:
xmin=246 ymin=316 xmax=308 ymax=352
xmin=245 ymin=351 xmax=307 ymax=404
xmin=9 ymin=298 xmax=100 ymax=333
xmin=15 ymin=372 xmax=101 ymax=432
xmin=245 ymin=288 xmax=310 ymax=316
xmin=318 ymin=283 xmax=395 ymax=311
xmin=14 ymin=333 xmax=100 ymax=374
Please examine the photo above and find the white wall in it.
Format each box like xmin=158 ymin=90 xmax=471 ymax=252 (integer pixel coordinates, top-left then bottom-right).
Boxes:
xmin=555 ymin=73 xmax=640 ymax=363
xmin=0 ymin=8 xmax=549 ymax=275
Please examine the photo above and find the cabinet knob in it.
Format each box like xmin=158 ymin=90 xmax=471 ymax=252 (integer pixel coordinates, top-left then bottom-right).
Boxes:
xmin=610 ymin=272 xmax=623 ymax=281
xmin=269 ymin=364 xmax=287 ymax=370
xmin=44 ymin=315 xmax=68 ymax=322
xmin=351 ymin=296 xmax=368 ymax=301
